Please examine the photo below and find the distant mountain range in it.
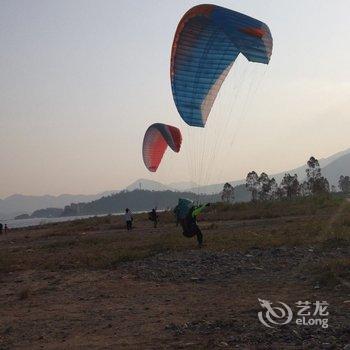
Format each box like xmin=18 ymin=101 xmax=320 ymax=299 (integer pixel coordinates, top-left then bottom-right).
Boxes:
xmin=186 ymin=148 xmax=350 ymax=194
xmin=0 ymin=192 xmax=116 ymax=219
xmin=0 ymin=181 xmax=199 ymax=219
xmin=61 ymin=190 xmax=221 ymax=217
xmin=2 ymin=148 xmax=350 ymax=219
xmin=126 ymin=179 xmax=197 ymax=192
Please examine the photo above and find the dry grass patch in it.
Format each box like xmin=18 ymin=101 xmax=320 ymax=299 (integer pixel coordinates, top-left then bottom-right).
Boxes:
xmin=313 ymin=257 xmax=350 ymax=288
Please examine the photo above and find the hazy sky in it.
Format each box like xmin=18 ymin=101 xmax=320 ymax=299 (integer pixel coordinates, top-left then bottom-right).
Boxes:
xmin=1 ymin=0 xmax=349 ymax=197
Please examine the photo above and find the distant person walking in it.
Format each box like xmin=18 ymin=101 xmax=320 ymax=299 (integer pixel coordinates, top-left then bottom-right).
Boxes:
xmin=124 ymin=208 xmax=133 ymax=231
xmin=0 ymin=223 xmax=3 ymax=235
xmin=173 ymin=205 xmax=179 ymax=226
xmin=4 ymin=224 xmax=8 ymax=234
xmin=149 ymin=208 xmax=159 ymax=228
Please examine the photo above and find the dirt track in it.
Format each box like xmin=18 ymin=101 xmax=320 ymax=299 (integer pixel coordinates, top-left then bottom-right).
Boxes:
xmin=0 ymin=214 xmax=349 ymax=349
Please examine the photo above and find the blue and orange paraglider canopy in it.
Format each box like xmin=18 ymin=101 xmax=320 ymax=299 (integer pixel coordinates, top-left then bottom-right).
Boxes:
xmin=142 ymin=123 xmax=182 ymax=172
xmin=170 ymin=4 xmax=273 ymax=128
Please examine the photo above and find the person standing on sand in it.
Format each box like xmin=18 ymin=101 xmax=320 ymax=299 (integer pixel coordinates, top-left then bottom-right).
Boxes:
xmin=124 ymin=208 xmax=133 ymax=231
xmin=4 ymin=224 xmax=8 ymax=234
xmin=0 ymin=223 xmax=3 ymax=235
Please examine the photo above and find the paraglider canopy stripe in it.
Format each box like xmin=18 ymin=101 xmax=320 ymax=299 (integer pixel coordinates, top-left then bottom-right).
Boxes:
xmin=171 ymin=4 xmax=273 ymax=127
xmin=142 ymin=123 xmax=182 ymax=172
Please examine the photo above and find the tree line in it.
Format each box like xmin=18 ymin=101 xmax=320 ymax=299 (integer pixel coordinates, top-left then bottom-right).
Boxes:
xmin=221 ymin=156 xmax=350 ymax=202
xmin=61 ymin=190 xmax=220 ymax=217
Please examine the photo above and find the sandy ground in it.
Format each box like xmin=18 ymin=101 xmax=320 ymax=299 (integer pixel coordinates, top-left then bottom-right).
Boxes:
xmin=0 ymin=215 xmax=349 ymax=349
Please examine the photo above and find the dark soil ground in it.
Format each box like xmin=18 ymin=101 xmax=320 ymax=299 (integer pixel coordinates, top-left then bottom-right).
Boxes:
xmin=0 ymin=198 xmax=349 ymax=349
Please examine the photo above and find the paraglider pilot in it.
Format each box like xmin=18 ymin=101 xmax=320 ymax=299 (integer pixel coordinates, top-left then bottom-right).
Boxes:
xmin=124 ymin=208 xmax=133 ymax=231
xmin=149 ymin=208 xmax=159 ymax=228
xmin=173 ymin=205 xmax=179 ymax=226
xmin=179 ymin=202 xmax=210 ymax=248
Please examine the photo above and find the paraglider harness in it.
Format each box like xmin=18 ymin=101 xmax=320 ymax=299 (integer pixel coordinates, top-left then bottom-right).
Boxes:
xmin=148 ymin=209 xmax=159 ymax=228
xmin=175 ymin=199 xmax=209 ymax=245
xmin=148 ymin=210 xmax=158 ymax=222
xmin=181 ymin=205 xmax=204 ymax=237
